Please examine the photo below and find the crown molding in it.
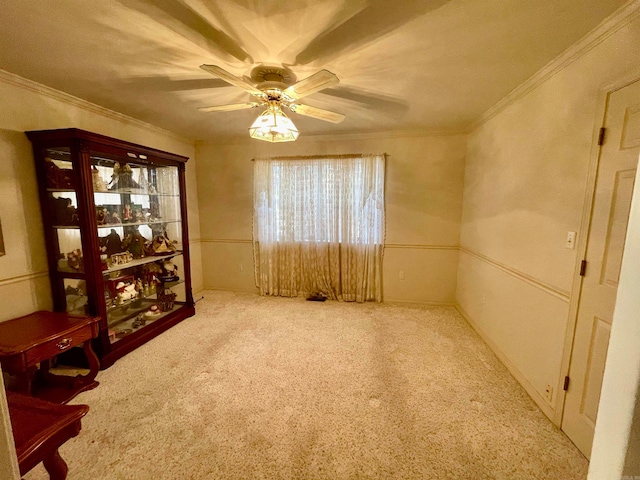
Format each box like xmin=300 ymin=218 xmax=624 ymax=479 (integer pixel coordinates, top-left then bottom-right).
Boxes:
xmin=300 ymin=128 xmax=468 ymax=141
xmin=0 ymin=69 xmax=191 ymax=144
xmin=469 ymin=0 xmax=640 ymax=131
xmin=195 ymin=127 xmax=467 ymax=147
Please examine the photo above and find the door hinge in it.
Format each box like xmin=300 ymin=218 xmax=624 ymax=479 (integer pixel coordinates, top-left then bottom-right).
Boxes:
xmin=580 ymin=260 xmax=587 ymax=276
xmin=598 ymin=127 xmax=606 ymax=146
xmin=563 ymin=376 xmax=570 ymax=391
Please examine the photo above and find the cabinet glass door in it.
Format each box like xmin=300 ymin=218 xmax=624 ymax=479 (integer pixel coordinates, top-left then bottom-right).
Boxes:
xmin=90 ymin=154 xmax=186 ymax=343
xmin=42 ymin=147 xmax=89 ymax=315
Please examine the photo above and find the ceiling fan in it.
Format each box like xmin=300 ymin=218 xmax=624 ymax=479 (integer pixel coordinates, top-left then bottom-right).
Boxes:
xmin=198 ymin=64 xmax=345 ymax=142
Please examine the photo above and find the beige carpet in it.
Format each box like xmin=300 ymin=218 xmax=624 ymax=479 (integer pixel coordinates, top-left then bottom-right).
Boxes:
xmin=24 ymin=291 xmax=587 ymax=479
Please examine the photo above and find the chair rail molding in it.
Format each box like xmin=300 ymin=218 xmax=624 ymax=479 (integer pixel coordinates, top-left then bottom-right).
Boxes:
xmin=459 ymin=247 xmax=570 ymax=302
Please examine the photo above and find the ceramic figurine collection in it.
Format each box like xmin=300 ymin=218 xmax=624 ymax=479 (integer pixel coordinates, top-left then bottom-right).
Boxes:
xmin=90 ymin=162 xmax=181 ymax=342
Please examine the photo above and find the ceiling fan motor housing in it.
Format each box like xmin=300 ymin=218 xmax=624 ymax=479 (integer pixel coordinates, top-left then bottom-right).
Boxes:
xmin=250 ymin=65 xmax=297 ymax=86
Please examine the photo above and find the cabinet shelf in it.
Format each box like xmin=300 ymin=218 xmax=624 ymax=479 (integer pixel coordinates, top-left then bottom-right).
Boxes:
xmin=106 ymin=279 xmax=184 ymax=324
xmin=96 ymin=219 xmax=180 ymax=229
xmin=28 ymin=128 xmax=194 ymax=369
xmin=52 ymin=224 xmax=81 ymax=229
xmin=110 ymin=301 xmax=183 ymax=343
xmin=102 ymin=251 xmax=182 ymax=275
xmin=52 ymin=220 xmax=182 ymax=230
xmin=94 ymin=190 xmax=180 ymax=197
xmin=46 ymin=188 xmax=76 ymax=193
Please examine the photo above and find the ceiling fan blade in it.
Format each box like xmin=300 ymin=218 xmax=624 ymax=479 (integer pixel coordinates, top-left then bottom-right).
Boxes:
xmin=318 ymin=86 xmax=409 ymax=114
xmin=200 ymin=65 xmax=265 ymax=98
xmin=284 ymin=70 xmax=339 ymax=100
xmin=197 ymin=102 xmax=261 ymax=113
xmin=289 ymin=104 xmax=345 ymax=124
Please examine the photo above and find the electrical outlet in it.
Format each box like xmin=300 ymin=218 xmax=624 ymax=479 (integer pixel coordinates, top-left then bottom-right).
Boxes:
xmin=566 ymin=231 xmax=577 ymax=249
xmin=544 ymin=384 xmax=554 ymax=403
xmin=481 ymin=295 xmax=486 ymax=305
xmin=399 ymin=270 xmax=405 ymax=280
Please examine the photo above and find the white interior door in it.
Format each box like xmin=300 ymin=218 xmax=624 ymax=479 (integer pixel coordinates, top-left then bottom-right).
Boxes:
xmin=562 ymin=79 xmax=640 ymax=458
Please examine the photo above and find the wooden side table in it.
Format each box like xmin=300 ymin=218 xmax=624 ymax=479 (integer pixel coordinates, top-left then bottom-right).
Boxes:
xmin=0 ymin=311 xmax=100 ymax=404
xmin=8 ymin=391 xmax=89 ymax=480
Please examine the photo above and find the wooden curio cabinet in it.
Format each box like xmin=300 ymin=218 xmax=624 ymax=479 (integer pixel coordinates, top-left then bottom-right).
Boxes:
xmin=27 ymin=129 xmax=195 ymax=368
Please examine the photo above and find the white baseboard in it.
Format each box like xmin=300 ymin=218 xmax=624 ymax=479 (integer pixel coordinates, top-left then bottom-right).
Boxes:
xmin=455 ymin=303 xmax=557 ymax=424
xmin=384 ymin=297 xmax=454 ymax=306
xmin=202 ymin=285 xmax=259 ymax=294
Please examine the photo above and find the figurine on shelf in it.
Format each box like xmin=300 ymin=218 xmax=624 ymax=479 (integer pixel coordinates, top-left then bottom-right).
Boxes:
xmin=53 ymin=197 xmax=79 ymax=225
xmin=134 ymin=207 xmax=144 ymax=223
xmin=92 ymin=166 xmax=108 ymax=192
xmin=110 ymin=251 xmax=133 ymax=266
xmin=65 ymin=280 xmax=85 ymax=297
xmin=108 ymin=162 xmax=120 ymax=190
xmin=100 ymin=253 xmax=109 ymax=271
xmin=115 ymin=328 xmax=133 ymax=339
xmin=100 ymin=229 xmax=122 ymax=257
xmin=66 ymin=249 xmax=83 ymax=271
xmin=132 ymin=315 xmax=146 ymax=329
xmin=110 ymin=163 xmax=141 ymax=192
xmin=158 ymin=260 xmax=179 ymax=283
xmin=116 ymin=281 xmax=138 ymax=302
xmin=111 ymin=211 xmax=121 ymax=224
xmin=142 ymin=263 xmax=162 ymax=288
xmin=45 ymin=157 xmax=75 ymax=189
xmin=158 ymin=289 xmax=177 ymax=311
xmin=122 ymin=227 xmax=148 ymax=259
xmin=146 ymin=232 xmax=177 ymax=255
xmin=123 ymin=204 xmax=132 ymax=222
xmin=144 ymin=305 xmax=162 ymax=318
xmin=96 ymin=207 xmax=107 ymax=225
xmin=66 ymin=280 xmax=88 ymax=315
xmin=103 ymin=209 xmax=113 ymax=225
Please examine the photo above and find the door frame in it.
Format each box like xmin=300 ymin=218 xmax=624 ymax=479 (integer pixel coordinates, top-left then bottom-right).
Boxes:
xmin=556 ymin=69 xmax=640 ymax=426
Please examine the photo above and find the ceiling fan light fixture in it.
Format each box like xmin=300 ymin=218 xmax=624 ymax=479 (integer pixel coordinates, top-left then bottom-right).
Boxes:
xmin=249 ymin=102 xmax=299 ymax=143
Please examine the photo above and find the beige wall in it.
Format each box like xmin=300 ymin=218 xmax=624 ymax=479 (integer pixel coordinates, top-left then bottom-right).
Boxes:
xmin=457 ymin=12 xmax=640 ymax=418
xmin=0 ymin=72 xmax=203 ymax=322
xmin=196 ymin=132 xmax=466 ymax=304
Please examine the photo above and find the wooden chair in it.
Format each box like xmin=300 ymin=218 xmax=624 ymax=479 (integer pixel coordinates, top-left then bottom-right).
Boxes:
xmin=7 ymin=391 xmax=88 ymax=480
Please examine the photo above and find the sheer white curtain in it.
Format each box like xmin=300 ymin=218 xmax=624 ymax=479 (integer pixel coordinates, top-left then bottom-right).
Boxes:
xmin=253 ymin=154 xmax=385 ymax=302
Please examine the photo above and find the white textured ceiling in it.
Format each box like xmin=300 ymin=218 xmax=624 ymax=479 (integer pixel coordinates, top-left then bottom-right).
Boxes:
xmin=0 ymin=0 xmax=628 ymax=141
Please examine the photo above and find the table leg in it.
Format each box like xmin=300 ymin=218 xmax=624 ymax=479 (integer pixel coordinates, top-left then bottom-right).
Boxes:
xmin=82 ymin=340 xmax=100 ymax=382
xmin=42 ymin=448 xmax=68 ymax=480
xmin=16 ymin=366 xmax=38 ymax=395
xmin=29 ymin=342 xmax=100 ymax=403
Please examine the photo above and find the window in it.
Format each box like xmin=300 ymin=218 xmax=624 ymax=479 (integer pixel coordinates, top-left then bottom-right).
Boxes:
xmin=253 ymin=154 xmax=385 ymax=302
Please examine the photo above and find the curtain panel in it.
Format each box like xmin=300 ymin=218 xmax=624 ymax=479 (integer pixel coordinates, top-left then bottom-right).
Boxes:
xmin=253 ymin=154 xmax=385 ymax=302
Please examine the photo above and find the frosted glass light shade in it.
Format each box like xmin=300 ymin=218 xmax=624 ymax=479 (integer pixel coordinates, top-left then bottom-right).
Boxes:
xmin=249 ymin=106 xmax=299 ymax=143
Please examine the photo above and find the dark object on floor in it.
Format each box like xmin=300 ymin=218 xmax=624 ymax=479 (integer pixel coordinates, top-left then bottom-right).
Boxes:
xmin=306 ymin=294 xmax=327 ymax=302
xmin=8 ymin=391 xmax=89 ymax=479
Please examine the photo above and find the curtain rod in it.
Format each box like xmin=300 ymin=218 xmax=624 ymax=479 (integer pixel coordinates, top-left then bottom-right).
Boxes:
xmin=252 ymin=153 xmax=387 ymax=161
